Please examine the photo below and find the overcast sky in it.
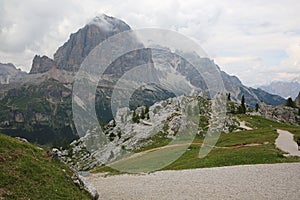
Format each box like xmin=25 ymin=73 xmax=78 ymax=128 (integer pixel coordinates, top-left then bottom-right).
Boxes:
xmin=0 ymin=0 xmax=300 ymax=86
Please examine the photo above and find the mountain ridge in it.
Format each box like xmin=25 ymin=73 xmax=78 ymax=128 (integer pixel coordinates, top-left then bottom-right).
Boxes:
xmin=259 ymin=80 xmax=300 ymax=99
xmin=0 ymin=14 xmax=287 ymax=145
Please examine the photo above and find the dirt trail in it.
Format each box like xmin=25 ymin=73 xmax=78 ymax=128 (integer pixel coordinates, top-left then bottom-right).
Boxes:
xmin=276 ymin=129 xmax=300 ymax=157
xmin=239 ymin=121 xmax=253 ymax=130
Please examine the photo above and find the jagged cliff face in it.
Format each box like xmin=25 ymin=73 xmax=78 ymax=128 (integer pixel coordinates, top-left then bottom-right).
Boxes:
xmin=30 ymin=15 xmax=132 ymax=74
xmin=54 ymin=15 xmax=131 ymax=73
xmin=0 ymin=15 xmax=162 ymax=144
xmin=30 ymin=55 xmax=56 ymax=74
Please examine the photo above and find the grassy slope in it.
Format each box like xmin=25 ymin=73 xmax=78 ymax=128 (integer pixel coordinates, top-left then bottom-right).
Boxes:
xmin=94 ymin=115 xmax=300 ymax=174
xmin=163 ymin=115 xmax=300 ymax=170
xmin=0 ymin=134 xmax=90 ymax=200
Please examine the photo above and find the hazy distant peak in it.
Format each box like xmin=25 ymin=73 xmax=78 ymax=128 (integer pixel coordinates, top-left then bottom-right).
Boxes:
xmin=292 ymin=76 xmax=300 ymax=83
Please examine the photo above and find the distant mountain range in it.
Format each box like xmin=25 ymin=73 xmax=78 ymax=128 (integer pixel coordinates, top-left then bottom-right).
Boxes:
xmin=0 ymin=63 xmax=27 ymax=84
xmin=0 ymin=14 xmax=286 ymax=145
xmin=258 ymin=79 xmax=300 ymax=99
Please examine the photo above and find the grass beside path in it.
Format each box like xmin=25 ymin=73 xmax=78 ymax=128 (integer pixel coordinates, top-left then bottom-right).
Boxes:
xmin=93 ymin=115 xmax=300 ymax=174
xmin=0 ymin=133 xmax=90 ymax=200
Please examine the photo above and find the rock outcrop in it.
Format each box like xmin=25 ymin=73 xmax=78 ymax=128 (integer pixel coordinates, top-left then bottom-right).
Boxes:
xmin=258 ymin=102 xmax=300 ymax=125
xmin=295 ymin=92 xmax=300 ymax=107
xmin=56 ymin=94 xmax=238 ymax=170
xmin=30 ymin=55 xmax=56 ymax=74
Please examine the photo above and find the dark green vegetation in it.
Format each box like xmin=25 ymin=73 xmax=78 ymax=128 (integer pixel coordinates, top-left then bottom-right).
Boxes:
xmin=94 ymin=115 xmax=300 ymax=174
xmin=286 ymin=97 xmax=297 ymax=108
xmin=0 ymin=79 xmax=77 ymax=145
xmin=0 ymin=134 xmax=90 ymax=199
xmin=238 ymin=95 xmax=246 ymax=114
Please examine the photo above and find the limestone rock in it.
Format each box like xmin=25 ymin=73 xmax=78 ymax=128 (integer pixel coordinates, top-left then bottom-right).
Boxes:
xmin=258 ymin=102 xmax=300 ymax=125
xmin=53 ymin=14 xmax=131 ymax=73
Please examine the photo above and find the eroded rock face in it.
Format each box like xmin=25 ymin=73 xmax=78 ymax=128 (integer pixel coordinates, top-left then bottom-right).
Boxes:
xmin=53 ymin=14 xmax=131 ymax=73
xmin=30 ymin=55 xmax=56 ymax=74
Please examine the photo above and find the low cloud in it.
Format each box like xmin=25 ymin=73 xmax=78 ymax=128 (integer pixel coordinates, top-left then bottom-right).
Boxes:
xmin=0 ymin=0 xmax=299 ymax=85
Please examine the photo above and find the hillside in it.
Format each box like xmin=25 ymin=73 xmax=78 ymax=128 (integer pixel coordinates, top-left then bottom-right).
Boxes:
xmin=90 ymin=114 xmax=300 ymax=174
xmin=0 ymin=134 xmax=90 ymax=199
xmin=52 ymin=94 xmax=300 ymax=173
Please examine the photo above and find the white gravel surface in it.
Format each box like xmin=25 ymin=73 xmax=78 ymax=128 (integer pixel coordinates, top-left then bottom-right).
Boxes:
xmin=87 ymin=163 xmax=300 ymax=200
xmin=276 ymin=129 xmax=300 ymax=157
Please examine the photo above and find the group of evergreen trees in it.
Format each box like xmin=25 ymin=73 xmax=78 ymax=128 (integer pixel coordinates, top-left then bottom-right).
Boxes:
xmin=285 ymin=97 xmax=300 ymax=115
xmin=230 ymin=94 xmax=300 ymax=115
xmin=132 ymin=105 xmax=150 ymax=123
xmin=227 ymin=93 xmax=247 ymax=114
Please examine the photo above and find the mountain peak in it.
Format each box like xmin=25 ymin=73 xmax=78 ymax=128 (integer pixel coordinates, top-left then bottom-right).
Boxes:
xmin=88 ymin=14 xmax=130 ymax=32
xmin=51 ymin=14 xmax=131 ymax=73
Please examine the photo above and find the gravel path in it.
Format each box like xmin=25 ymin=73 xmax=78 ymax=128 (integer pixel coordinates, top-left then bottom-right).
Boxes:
xmin=276 ymin=129 xmax=300 ymax=157
xmin=87 ymin=163 xmax=300 ymax=200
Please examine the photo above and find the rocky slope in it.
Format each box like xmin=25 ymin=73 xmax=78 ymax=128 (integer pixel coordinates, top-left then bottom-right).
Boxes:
xmin=54 ymin=94 xmax=238 ymax=171
xmin=254 ymin=102 xmax=300 ymax=125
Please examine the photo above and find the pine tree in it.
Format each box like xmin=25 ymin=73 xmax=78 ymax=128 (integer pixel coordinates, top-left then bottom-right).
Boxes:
xmin=140 ymin=108 xmax=145 ymax=119
xmin=227 ymin=93 xmax=231 ymax=101
xmin=145 ymin=105 xmax=149 ymax=114
xmin=238 ymin=95 xmax=246 ymax=114
xmin=255 ymin=103 xmax=259 ymax=112
xmin=286 ymin=97 xmax=296 ymax=108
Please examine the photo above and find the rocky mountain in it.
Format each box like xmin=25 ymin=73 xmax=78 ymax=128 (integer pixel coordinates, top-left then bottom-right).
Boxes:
xmin=0 ymin=15 xmax=166 ymax=144
xmin=0 ymin=14 xmax=287 ymax=145
xmin=259 ymin=80 xmax=300 ymax=99
xmin=0 ymin=63 xmax=27 ymax=84
xmin=151 ymin=49 xmax=285 ymax=107
xmin=30 ymin=15 xmax=132 ymax=74
xmin=30 ymin=55 xmax=56 ymax=74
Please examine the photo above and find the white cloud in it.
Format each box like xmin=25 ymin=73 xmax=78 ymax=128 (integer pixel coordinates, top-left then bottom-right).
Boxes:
xmin=0 ymin=0 xmax=300 ymax=85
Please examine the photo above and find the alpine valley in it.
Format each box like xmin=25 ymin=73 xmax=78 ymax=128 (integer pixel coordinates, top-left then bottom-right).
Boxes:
xmin=0 ymin=14 xmax=291 ymax=147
